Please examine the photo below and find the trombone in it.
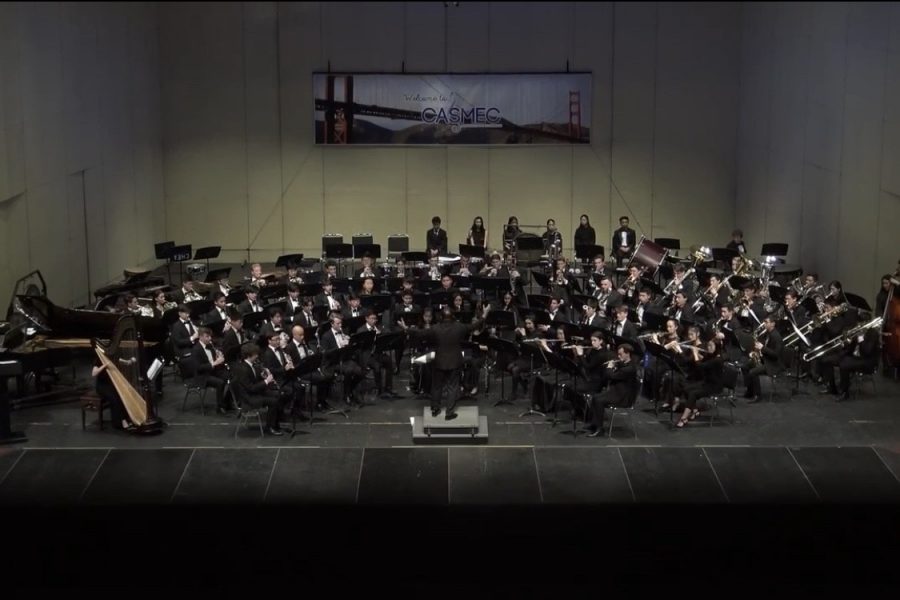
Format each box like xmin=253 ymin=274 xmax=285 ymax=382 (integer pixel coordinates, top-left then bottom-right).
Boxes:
xmin=783 ymin=303 xmax=849 ymax=347
xmin=802 ymin=317 xmax=883 ymax=362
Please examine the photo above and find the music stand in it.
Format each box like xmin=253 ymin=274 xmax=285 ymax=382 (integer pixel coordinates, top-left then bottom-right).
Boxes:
xmin=761 ymin=243 xmax=788 ymax=257
xmin=387 ymin=234 xmax=409 ymax=256
xmin=354 ymin=243 xmax=381 ymax=260
xmin=167 ymin=244 xmax=193 ymax=285
xmin=325 ymin=243 xmax=354 ymax=278
xmin=205 ymin=268 xmax=232 ymax=288
xmin=575 ymin=244 xmax=604 ymax=263
xmin=322 ymin=345 xmax=362 ymax=413
xmin=483 ymin=337 xmax=519 ymax=406
xmin=402 ymin=251 xmax=428 ymax=264
xmin=276 ymin=254 xmax=304 ymax=270
xmin=473 ymin=276 xmax=511 ymax=302
xmin=242 ymin=311 xmax=268 ymax=334
xmin=194 ymin=246 xmax=221 ymax=273
xmin=360 ymin=294 xmax=392 ymax=315
xmin=542 ymin=352 xmax=583 ymax=435
xmin=289 ymin=353 xmax=326 ymax=431
xmin=155 ymin=241 xmax=175 ymax=286
xmin=459 ymin=244 xmax=486 ymax=260
xmin=712 ymin=247 xmax=739 ymax=270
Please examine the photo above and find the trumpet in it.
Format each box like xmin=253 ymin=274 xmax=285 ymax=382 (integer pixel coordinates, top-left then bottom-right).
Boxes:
xmin=802 ymin=317 xmax=883 ymax=362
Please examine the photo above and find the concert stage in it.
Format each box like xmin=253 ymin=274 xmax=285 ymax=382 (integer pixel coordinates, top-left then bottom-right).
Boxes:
xmin=2 ymin=368 xmax=899 ymax=588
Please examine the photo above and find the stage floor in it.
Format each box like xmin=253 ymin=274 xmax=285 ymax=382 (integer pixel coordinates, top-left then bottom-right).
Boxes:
xmin=2 ymin=369 xmax=899 ymax=506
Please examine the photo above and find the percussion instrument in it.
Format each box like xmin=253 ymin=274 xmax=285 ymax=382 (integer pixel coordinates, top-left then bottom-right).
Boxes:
xmin=628 ymin=236 xmax=669 ymax=277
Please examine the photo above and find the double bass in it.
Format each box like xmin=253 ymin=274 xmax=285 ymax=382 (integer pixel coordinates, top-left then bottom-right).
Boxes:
xmin=93 ymin=314 xmax=165 ymax=434
xmin=883 ymin=274 xmax=900 ymax=373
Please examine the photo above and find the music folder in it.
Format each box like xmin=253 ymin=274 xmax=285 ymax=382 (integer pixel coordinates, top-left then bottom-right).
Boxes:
xmin=205 ymin=268 xmax=232 ymax=283
xmin=459 ymin=244 xmax=485 ymax=259
xmin=575 ymin=244 xmax=604 ymax=260
xmin=276 ymin=253 xmax=305 ymax=268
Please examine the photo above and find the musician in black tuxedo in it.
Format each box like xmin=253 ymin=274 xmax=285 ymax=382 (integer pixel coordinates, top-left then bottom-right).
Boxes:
xmin=819 ymin=322 xmax=880 ymax=401
xmin=172 ymin=278 xmax=204 ymax=304
xmin=784 ymin=290 xmax=810 ymax=330
xmin=611 ymin=304 xmax=640 ymax=342
xmin=740 ymin=316 xmax=784 ymax=402
xmin=318 ymin=313 xmax=364 ymax=405
xmin=237 ymin=287 xmax=264 ymax=315
xmin=342 ymin=295 xmax=364 ymax=320
xmin=426 ymin=216 xmax=448 ymax=255
xmin=586 ymin=343 xmax=639 ymax=436
xmin=204 ymin=292 xmax=230 ymax=326
xmin=286 ymin=325 xmax=334 ymax=411
xmin=221 ymin=313 xmax=247 ymax=364
xmin=594 ymin=276 xmax=623 ymax=317
xmin=611 ymin=216 xmax=637 ymax=266
xmin=669 ymin=291 xmax=696 ymax=324
xmin=400 ymin=304 xmax=489 ymax=419
xmin=714 ymin=304 xmax=744 ymax=362
xmin=285 ymin=283 xmax=304 ymax=322
xmin=635 ymin=288 xmax=663 ymax=330
xmin=260 ymin=330 xmax=298 ymax=410
xmin=190 ymin=327 xmax=231 ymax=414
xmin=231 ymin=343 xmax=284 ymax=435
xmin=479 ymin=253 xmax=510 ymax=279
xmin=356 ymin=310 xmax=399 ymax=398
xmin=393 ymin=290 xmax=422 ymax=371
xmin=170 ymin=305 xmax=199 ymax=359
xmin=294 ymin=297 xmax=320 ymax=331
xmin=579 ymin=299 xmax=607 ymax=330
xmin=315 ymin=280 xmax=343 ymax=312
xmin=353 ymin=254 xmax=383 ymax=280
xmin=258 ymin=308 xmax=286 ymax=341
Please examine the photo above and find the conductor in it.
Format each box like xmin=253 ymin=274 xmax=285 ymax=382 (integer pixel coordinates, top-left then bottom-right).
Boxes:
xmin=401 ymin=304 xmax=490 ymax=420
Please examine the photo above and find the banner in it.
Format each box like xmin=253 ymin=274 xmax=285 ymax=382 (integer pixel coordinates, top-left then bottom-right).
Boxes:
xmin=314 ymin=73 xmax=591 ymax=145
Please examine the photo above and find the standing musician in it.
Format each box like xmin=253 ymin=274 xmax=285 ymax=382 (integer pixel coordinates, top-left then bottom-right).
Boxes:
xmin=285 ymin=324 xmax=334 ymax=411
xmin=315 ymin=279 xmax=343 ymax=312
xmin=611 ymin=216 xmax=637 ymax=267
xmin=574 ymin=214 xmax=596 ymax=252
xmin=318 ymin=313 xmax=365 ymax=406
xmin=740 ymin=315 xmax=783 ymax=403
xmin=356 ymin=309 xmax=401 ymax=399
xmin=173 ymin=277 xmax=204 ymax=304
xmin=231 ymin=343 xmax=284 ymax=436
xmin=585 ymin=343 xmax=639 ymax=437
xmin=237 ymin=286 xmax=264 ymax=315
xmin=426 ymin=216 xmax=448 ymax=255
xmin=727 ymin=229 xmax=748 ymax=255
xmin=875 ymin=274 xmax=893 ymax=317
xmin=191 ymin=327 xmax=232 ymax=415
xmin=466 ymin=216 xmax=488 ymax=248
xmin=542 ymin=218 xmax=563 ymax=256
xmin=503 ymin=216 xmax=521 ymax=252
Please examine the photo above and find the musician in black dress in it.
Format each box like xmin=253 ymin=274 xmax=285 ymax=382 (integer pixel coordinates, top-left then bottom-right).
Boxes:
xmin=503 ymin=216 xmax=521 ymax=252
xmin=574 ymin=214 xmax=596 ymax=251
xmin=466 ymin=216 xmax=487 ymax=248
xmin=675 ymin=337 xmax=725 ymax=427
xmin=542 ymin=218 xmax=563 ymax=255
xmin=586 ymin=343 xmax=639 ymax=436
xmin=426 ymin=216 xmax=448 ymax=255
xmin=92 ymin=355 xmax=134 ymax=431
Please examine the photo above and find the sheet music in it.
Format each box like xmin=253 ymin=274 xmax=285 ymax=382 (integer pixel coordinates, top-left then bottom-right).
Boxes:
xmin=147 ymin=358 xmax=164 ymax=381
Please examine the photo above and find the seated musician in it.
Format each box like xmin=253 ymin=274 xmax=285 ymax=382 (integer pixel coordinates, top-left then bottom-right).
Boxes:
xmin=585 ymin=343 xmax=639 ymax=436
xmin=480 ymin=253 xmax=510 ymax=279
xmin=611 ymin=216 xmax=637 ymax=267
xmin=392 ymin=257 xmax=408 ymax=279
xmin=818 ymin=316 xmax=880 ymax=401
xmin=706 ymin=273 xmax=732 ymax=308
xmin=580 ymin=298 xmax=605 ymax=330
xmin=174 ymin=277 xmax=204 ymax=304
xmin=322 ymin=261 xmax=339 ymax=280
xmin=635 ymin=287 xmax=661 ymax=329
xmin=450 ymin=292 xmax=470 ymax=314
xmin=593 ymin=275 xmax=623 ymax=316
xmin=315 ymin=279 xmax=343 ymax=312
xmin=508 ymin=314 xmax=542 ymax=399
xmin=261 ymin=330 xmax=299 ymax=414
xmin=784 ymin=290 xmax=810 ymax=330
xmin=354 ymin=253 xmax=382 ymax=279
xmin=216 ymin=273 xmax=232 ymax=297
xmin=171 ymin=305 xmax=199 ymax=360
xmin=726 ymin=229 xmax=747 ymax=255
xmin=675 ymin=337 xmax=725 ymax=427
xmin=740 ymin=316 xmax=783 ymax=403
xmin=544 ymin=296 xmax=568 ymax=329
xmin=248 ymin=262 xmax=268 ymax=287
xmin=295 ymin=297 xmax=319 ymax=331
xmin=221 ymin=312 xmax=247 ymax=363
xmin=191 ymin=327 xmax=233 ymax=415
xmin=259 ymin=308 xmax=286 ymax=341
xmin=359 ymin=277 xmax=377 ymax=296
xmin=318 ymin=313 xmax=365 ymax=406
xmin=714 ymin=304 xmax=744 ymax=362
xmin=343 ymin=294 xmax=364 ymax=320
xmin=612 ymin=304 xmax=639 ymax=342
xmin=124 ymin=294 xmax=142 ymax=315
xmin=570 ymin=330 xmax=616 ymax=395
xmin=587 ymin=254 xmax=608 ymax=292
xmin=393 ymin=292 xmax=419 ymax=373
xmin=646 ymin=318 xmax=682 ymax=408
xmin=237 ymin=286 xmax=264 ymax=315
xmin=493 ymin=290 xmax=520 ymax=323
xmin=357 ymin=310 xmax=400 ymax=399
xmin=668 ymin=264 xmax=695 ymax=299
xmin=669 ymin=290 xmax=696 ymax=324
xmin=424 ymin=255 xmax=443 ymax=281
xmin=451 ymin=255 xmax=474 ymax=278
xmin=286 ymin=324 xmax=334 ymax=411
xmin=616 ymin=265 xmax=641 ymax=306
xmin=92 ymin=355 xmax=137 ymax=431
xmin=281 ymin=283 xmax=300 ymax=323
xmin=438 ymin=274 xmax=457 ymax=295
xmin=737 ymin=284 xmax=766 ymax=326
xmin=231 ymin=343 xmax=284 ymax=435
xmin=406 ymin=308 xmax=435 ymax=394
xmin=205 ymin=291 xmax=230 ymax=325
xmin=152 ymin=290 xmax=173 ymax=319
xmin=281 ymin=262 xmax=303 ymax=285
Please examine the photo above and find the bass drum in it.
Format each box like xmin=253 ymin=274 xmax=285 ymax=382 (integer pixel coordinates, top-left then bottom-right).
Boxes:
xmin=627 ymin=236 xmax=669 ymax=277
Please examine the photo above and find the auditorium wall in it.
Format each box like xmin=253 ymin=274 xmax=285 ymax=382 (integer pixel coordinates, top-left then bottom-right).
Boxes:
xmin=736 ymin=2 xmax=900 ymax=297
xmin=158 ymin=2 xmax=742 ymax=270
xmin=0 ymin=2 xmax=165 ymax=307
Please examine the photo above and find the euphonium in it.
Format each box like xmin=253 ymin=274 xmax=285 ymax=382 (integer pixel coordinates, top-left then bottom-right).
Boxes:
xmin=802 ymin=317 xmax=883 ymax=362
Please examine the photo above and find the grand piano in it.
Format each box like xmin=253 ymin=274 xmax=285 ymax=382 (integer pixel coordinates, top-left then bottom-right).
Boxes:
xmin=0 ymin=271 xmax=167 ymax=403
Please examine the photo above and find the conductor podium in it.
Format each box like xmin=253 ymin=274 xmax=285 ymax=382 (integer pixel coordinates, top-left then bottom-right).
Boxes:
xmin=412 ymin=406 xmax=488 ymax=444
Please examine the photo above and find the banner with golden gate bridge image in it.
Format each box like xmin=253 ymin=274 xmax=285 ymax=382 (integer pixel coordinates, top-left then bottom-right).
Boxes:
xmin=314 ymin=73 xmax=591 ymax=145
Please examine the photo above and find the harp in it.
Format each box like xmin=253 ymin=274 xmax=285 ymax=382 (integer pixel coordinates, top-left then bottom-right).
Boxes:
xmin=92 ymin=314 xmax=164 ymax=433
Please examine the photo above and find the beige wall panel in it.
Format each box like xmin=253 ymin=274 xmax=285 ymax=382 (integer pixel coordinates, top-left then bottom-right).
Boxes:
xmin=446 ymin=2 xmax=490 ymax=72
xmin=26 ymin=180 xmax=72 ymax=304
xmin=572 ymin=146 xmax=611 ymax=252
xmin=322 ymin=148 xmax=405 ymax=246
xmin=489 ymin=2 xmax=572 ymax=72
xmin=488 ymin=148 xmax=573 ymax=246
xmin=404 ymin=2 xmax=446 ymax=72
xmin=321 ymin=2 xmax=404 ymax=71
xmin=446 ymin=148 xmax=491 ymax=251
xmin=282 ymin=147 xmax=325 ymax=260
xmin=573 ymin=2 xmax=613 ymax=147
xmin=406 ymin=149 xmax=448 ymax=249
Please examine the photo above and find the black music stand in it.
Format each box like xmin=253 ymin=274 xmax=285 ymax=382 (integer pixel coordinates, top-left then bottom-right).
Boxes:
xmin=655 ymin=238 xmax=681 ymax=258
xmin=360 ymin=294 xmax=393 ymax=316
xmin=276 ymin=254 xmax=304 ymax=270
xmin=416 ymin=279 xmax=441 ymax=293
xmin=168 ymin=244 xmax=193 ymax=285
xmin=194 ymin=246 xmax=221 ymax=273
xmin=483 ymin=337 xmax=519 ymax=406
xmin=429 ymin=291 xmax=453 ymax=311
xmin=575 ymin=244 xmax=604 ymax=263
xmin=205 ymin=268 xmax=232 ymax=286
xmin=354 ymin=243 xmax=381 ymax=260
xmin=517 ymin=341 xmax=549 ymax=418
xmin=322 ymin=345 xmax=360 ymax=415
xmin=516 ymin=235 xmax=545 ymax=269
xmin=712 ymin=247 xmax=739 ymax=270
xmin=325 ymin=243 xmax=354 ymax=278
xmin=402 ymin=251 xmax=428 ymax=264
xmin=289 ymin=353 xmax=325 ymax=433
xmin=473 ymin=276 xmax=511 ymax=302
xmin=761 ymin=243 xmax=788 ymax=257
xmin=155 ymin=241 xmax=176 ymax=287
xmin=543 ymin=352 xmax=582 ymax=435
xmin=459 ymin=244 xmax=485 ymax=260
xmin=187 ymin=299 xmax=214 ymax=322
